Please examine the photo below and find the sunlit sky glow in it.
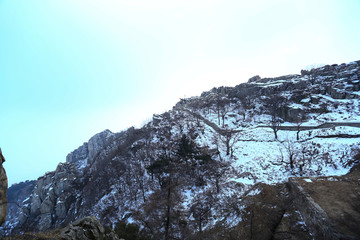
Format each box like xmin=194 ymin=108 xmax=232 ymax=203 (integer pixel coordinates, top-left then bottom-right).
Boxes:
xmin=1 ymin=0 xmax=360 ymax=185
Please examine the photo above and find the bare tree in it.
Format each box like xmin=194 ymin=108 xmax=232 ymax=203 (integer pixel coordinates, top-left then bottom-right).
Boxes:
xmin=212 ymin=130 xmax=241 ymax=158
xmin=189 ymin=191 xmax=216 ymax=236
xmin=271 ymin=115 xmax=281 ymax=140
xmin=237 ymin=96 xmax=252 ymax=121
xmin=282 ymin=138 xmax=298 ymax=170
xmin=265 ymin=95 xmax=286 ymax=139
xmin=294 ymin=113 xmax=305 ymax=141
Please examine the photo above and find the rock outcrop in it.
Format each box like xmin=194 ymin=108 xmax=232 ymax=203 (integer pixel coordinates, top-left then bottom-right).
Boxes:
xmin=1 ymin=216 xmax=120 ymax=240
xmin=17 ymin=157 xmax=79 ymax=232
xmin=3 ymin=129 xmax=129 ymax=234
xmin=288 ymin=167 xmax=360 ymax=240
xmin=61 ymin=216 xmax=120 ymax=240
xmin=0 ymin=148 xmax=7 ymax=226
xmin=66 ymin=129 xmax=116 ymax=167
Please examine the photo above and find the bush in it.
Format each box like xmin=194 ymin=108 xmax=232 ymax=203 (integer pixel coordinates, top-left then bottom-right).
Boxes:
xmin=114 ymin=221 xmax=152 ymax=240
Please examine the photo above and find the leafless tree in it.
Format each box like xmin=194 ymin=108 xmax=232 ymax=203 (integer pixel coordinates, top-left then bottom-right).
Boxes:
xmin=265 ymin=95 xmax=286 ymax=139
xmin=295 ymin=113 xmax=305 ymax=141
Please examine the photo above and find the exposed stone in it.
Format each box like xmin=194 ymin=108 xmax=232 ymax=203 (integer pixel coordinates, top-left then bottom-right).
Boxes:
xmin=310 ymin=96 xmax=320 ymax=104
xmin=40 ymin=194 xmax=55 ymax=214
xmin=60 ymin=216 xmax=119 ymax=240
xmin=30 ymin=193 xmax=41 ymax=216
xmin=38 ymin=213 xmax=52 ymax=232
xmin=248 ymin=75 xmax=261 ymax=83
xmin=55 ymin=199 xmax=67 ymax=219
xmin=54 ymin=163 xmax=69 ymax=181
xmin=330 ymin=89 xmax=346 ymax=99
xmin=273 ymin=208 xmax=312 ymax=240
xmin=285 ymin=107 xmax=305 ymax=122
xmin=66 ymin=129 xmax=115 ymax=167
xmin=289 ymin=172 xmax=360 ymax=240
xmin=66 ymin=142 xmax=89 ymax=164
xmin=0 ymin=148 xmax=7 ymax=226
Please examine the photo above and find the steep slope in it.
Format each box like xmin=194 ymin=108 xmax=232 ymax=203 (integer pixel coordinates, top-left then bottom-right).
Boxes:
xmin=288 ymin=166 xmax=360 ymax=240
xmin=1 ymin=60 xmax=360 ymax=239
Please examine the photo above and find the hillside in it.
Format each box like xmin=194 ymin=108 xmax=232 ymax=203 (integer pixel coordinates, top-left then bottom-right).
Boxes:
xmin=1 ymin=60 xmax=360 ymax=239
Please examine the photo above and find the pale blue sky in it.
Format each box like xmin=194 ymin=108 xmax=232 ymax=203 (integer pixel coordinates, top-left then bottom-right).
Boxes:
xmin=1 ymin=0 xmax=360 ymax=185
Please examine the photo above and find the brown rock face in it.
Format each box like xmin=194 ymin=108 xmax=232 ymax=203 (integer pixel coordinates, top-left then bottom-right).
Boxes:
xmin=0 ymin=148 xmax=8 ymax=226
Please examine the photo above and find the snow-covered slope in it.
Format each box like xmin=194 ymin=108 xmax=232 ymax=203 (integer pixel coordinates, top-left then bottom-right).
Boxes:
xmin=2 ymin=60 xmax=360 ymax=239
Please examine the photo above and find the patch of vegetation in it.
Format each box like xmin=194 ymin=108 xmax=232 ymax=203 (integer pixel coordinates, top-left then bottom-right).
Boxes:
xmin=114 ymin=221 xmax=152 ymax=240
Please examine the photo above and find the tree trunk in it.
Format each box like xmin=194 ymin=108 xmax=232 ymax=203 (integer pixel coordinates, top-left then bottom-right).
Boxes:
xmin=297 ymin=129 xmax=300 ymax=141
xmin=289 ymin=154 xmax=294 ymax=169
xmin=164 ymin=184 xmax=171 ymax=240
xmin=273 ymin=128 xmax=278 ymax=139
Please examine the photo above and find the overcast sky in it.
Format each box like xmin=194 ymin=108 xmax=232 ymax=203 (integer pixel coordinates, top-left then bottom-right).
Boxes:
xmin=1 ymin=0 xmax=360 ymax=185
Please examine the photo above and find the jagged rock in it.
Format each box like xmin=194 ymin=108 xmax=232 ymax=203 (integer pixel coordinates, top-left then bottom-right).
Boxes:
xmin=39 ymin=213 xmax=52 ymax=231
xmin=66 ymin=142 xmax=89 ymax=164
xmin=40 ymin=193 xmax=55 ymax=214
xmin=55 ymin=163 xmax=70 ymax=181
xmin=61 ymin=216 xmax=119 ymax=240
xmin=54 ymin=178 xmax=72 ymax=196
xmin=0 ymin=148 xmax=7 ymax=226
xmin=30 ymin=193 xmax=41 ymax=216
xmin=66 ymin=129 xmax=115 ymax=167
xmin=4 ymin=180 xmax=36 ymax=233
xmin=248 ymin=75 xmax=261 ymax=83
xmin=55 ymin=199 xmax=67 ymax=219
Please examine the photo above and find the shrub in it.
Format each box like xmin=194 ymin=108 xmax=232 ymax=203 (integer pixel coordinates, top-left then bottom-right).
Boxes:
xmin=114 ymin=221 xmax=152 ymax=240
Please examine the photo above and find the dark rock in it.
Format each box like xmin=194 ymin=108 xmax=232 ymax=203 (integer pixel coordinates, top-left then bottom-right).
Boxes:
xmin=330 ymin=89 xmax=346 ymax=99
xmin=0 ymin=148 xmax=7 ymax=226
xmin=248 ymin=75 xmax=261 ymax=83
xmin=61 ymin=216 xmax=119 ymax=240
xmin=289 ymin=174 xmax=360 ymax=240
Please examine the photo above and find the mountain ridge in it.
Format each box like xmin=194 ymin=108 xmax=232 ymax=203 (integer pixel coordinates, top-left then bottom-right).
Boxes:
xmin=1 ymin=60 xmax=360 ymax=239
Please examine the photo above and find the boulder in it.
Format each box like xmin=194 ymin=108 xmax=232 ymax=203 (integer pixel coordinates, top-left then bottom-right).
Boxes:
xmin=61 ymin=216 xmax=120 ymax=240
xmin=248 ymin=75 xmax=261 ymax=83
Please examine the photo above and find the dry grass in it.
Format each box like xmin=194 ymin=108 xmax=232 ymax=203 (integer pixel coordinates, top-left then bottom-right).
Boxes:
xmin=2 ymin=229 xmax=62 ymax=240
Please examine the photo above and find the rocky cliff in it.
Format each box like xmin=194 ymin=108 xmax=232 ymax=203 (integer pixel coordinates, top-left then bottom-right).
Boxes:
xmin=0 ymin=148 xmax=7 ymax=226
xmin=2 ymin=60 xmax=360 ymax=239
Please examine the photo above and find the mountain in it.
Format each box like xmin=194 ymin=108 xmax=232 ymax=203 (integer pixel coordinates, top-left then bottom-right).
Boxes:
xmin=1 ymin=60 xmax=360 ymax=239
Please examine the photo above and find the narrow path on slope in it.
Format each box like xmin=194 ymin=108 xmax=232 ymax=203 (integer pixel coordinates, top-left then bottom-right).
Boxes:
xmin=257 ymin=122 xmax=360 ymax=131
xmin=182 ymin=108 xmax=242 ymax=136
xmin=182 ymin=108 xmax=360 ymax=140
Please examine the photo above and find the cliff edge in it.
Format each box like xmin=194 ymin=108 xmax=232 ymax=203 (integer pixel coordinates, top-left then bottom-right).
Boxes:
xmin=0 ymin=148 xmax=7 ymax=226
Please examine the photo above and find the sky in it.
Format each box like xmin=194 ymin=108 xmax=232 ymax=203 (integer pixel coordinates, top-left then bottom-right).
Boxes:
xmin=1 ymin=0 xmax=360 ymax=186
